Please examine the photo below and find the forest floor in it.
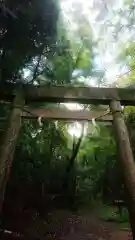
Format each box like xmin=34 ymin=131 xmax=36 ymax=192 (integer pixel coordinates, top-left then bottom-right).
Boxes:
xmin=2 ymin=208 xmax=132 ymax=240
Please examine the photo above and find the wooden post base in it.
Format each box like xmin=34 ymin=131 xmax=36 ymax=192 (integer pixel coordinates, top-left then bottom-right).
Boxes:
xmin=110 ymin=100 xmax=135 ymax=238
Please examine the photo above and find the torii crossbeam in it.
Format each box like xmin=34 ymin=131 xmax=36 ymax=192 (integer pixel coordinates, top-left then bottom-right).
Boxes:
xmin=1 ymin=83 xmax=135 ymax=105
xmin=22 ymin=108 xmax=113 ymax=122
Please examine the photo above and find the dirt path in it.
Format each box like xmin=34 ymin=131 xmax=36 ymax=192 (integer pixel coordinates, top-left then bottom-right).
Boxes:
xmin=44 ymin=210 xmax=132 ymax=240
xmin=2 ymin=210 xmax=133 ymax=240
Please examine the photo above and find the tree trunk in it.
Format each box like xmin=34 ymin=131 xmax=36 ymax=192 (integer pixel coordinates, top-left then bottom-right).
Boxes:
xmin=0 ymin=93 xmax=24 ymax=214
xmin=63 ymin=126 xmax=84 ymax=191
xmin=62 ymin=125 xmax=84 ymax=209
xmin=110 ymin=100 xmax=135 ymax=239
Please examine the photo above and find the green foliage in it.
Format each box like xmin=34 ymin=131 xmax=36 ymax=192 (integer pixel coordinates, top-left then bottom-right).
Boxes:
xmin=75 ymin=124 xmax=118 ymax=203
xmin=99 ymin=205 xmax=129 ymax=224
xmin=0 ymin=0 xmax=59 ymax=84
xmin=12 ymin=119 xmax=70 ymax=186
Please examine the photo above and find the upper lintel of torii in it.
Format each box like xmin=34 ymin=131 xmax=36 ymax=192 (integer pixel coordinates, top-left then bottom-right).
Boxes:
xmin=1 ymin=83 xmax=135 ymax=106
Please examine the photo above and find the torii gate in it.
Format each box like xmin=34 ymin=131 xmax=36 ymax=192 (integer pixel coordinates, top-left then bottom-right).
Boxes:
xmin=0 ymin=83 xmax=135 ymax=236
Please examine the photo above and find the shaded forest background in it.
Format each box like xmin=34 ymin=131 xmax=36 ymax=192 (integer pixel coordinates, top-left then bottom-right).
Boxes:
xmin=1 ymin=0 xmax=135 ymax=235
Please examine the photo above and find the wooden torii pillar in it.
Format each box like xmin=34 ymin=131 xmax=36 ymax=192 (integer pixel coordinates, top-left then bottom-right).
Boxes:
xmin=0 ymin=92 xmax=24 ymax=216
xmin=110 ymin=100 xmax=135 ymax=238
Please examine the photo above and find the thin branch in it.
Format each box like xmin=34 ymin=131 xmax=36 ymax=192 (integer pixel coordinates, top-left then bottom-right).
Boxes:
xmin=71 ymin=44 xmax=84 ymax=77
xmin=28 ymin=44 xmax=46 ymax=84
xmin=116 ymin=65 xmax=135 ymax=79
